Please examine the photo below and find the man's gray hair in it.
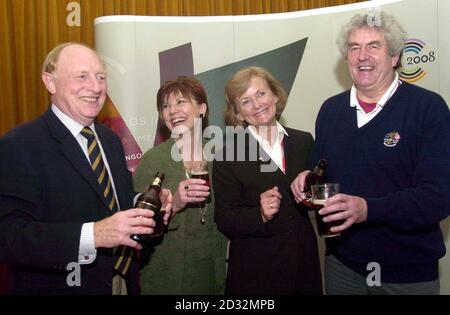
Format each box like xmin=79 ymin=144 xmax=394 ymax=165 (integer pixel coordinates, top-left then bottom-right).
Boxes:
xmin=336 ymin=10 xmax=407 ymax=69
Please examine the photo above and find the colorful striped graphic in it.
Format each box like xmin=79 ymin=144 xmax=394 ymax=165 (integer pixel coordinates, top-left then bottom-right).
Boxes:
xmin=404 ymin=39 xmax=425 ymax=54
xmin=400 ymin=38 xmax=426 ymax=83
xmin=97 ymin=96 xmax=143 ymax=173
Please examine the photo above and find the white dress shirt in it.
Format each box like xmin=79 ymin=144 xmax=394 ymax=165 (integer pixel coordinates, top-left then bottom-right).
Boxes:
xmin=248 ymin=121 xmax=289 ymax=173
xmin=350 ymin=72 xmax=402 ymax=128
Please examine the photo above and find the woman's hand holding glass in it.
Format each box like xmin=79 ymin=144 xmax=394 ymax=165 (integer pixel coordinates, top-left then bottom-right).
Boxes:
xmin=173 ymin=167 xmax=210 ymax=214
xmin=173 ymin=178 xmax=210 ymax=214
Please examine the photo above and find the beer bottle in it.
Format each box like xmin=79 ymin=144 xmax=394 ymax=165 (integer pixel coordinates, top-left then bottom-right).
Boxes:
xmin=304 ymin=159 xmax=327 ymax=195
xmin=131 ymin=172 xmax=165 ymax=244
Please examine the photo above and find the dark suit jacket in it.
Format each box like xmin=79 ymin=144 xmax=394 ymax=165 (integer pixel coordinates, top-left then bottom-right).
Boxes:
xmin=0 ymin=108 xmax=137 ymax=294
xmin=213 ymin=127 xmax=322 ymax=295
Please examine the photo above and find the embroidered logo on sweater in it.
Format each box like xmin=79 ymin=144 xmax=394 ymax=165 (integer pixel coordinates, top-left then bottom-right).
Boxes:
xmin=383 ymin=131 xmax=401 ymax=147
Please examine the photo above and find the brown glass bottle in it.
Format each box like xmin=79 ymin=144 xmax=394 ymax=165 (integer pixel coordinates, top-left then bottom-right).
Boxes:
xmin=131 ymin=172 xmax=165 ymax=244
xmin=304 ymin=159 xmax=328 ymax=195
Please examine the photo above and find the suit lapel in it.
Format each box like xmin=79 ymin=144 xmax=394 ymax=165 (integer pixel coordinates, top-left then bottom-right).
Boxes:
xmin=44 ymin=109 xmax=112 ymax=211
xmin=282 ymin=133 xmax=297 ymax=182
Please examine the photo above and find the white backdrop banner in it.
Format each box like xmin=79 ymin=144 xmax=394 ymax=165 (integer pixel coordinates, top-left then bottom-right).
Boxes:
xmin=95 ymin=0 xmax=450 ymax=292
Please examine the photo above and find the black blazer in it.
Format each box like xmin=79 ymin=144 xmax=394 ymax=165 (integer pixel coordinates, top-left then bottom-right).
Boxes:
xmin=213 ymin=127 xmax=322 ymax=295
xmin=0 ymin=108 xmax=137 ymax=294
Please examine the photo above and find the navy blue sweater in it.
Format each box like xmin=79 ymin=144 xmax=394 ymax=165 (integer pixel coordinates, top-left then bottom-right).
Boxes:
xmin=310 ymin=82 xmax=450 ymax=282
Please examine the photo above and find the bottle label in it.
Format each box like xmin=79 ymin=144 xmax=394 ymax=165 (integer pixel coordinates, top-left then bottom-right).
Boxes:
xmin=152 ymin=177 xmax=162 ymax=187
xmin=136 ymin=201 xmax=159 ymax=214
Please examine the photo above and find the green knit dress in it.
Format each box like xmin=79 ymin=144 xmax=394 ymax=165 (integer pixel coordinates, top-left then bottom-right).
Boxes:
xmin=133 ymin=138 xmax=227 ymax=294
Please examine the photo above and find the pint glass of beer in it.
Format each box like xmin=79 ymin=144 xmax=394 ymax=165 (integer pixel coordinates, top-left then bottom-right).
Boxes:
xmin=188 ymin=161 xmax=210 ymax=188
xmin=311 ymin=183 xmax=343 ymax=238
xmin=186 ymin=161 xmax=210 ymax=204
xmin=186 ymin=161 xmax=210 ymax=224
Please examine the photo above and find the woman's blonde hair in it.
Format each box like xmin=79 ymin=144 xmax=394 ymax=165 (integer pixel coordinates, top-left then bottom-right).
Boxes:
xmin=224 ymin=66 xmax=287 ymax=127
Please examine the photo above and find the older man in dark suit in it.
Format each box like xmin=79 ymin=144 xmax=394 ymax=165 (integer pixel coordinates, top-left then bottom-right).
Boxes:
xmin=0 ymin=43 xmax=171 ymax=294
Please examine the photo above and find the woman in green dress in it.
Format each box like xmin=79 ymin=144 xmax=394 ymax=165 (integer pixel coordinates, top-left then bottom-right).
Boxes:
xmin=133 ymin=76 xmax=227 ymax=294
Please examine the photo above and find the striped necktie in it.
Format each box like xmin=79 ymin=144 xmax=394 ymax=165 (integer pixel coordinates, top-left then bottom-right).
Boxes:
xmin=80 ymin=127 xmax=134 ymax=276
xmin=80 ymin=127 xmax=117 ymax=212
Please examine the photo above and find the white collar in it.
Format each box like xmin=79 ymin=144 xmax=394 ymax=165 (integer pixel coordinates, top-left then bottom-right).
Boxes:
xmin=350 ymin=72 xmax=401 ymax=110
xmin=51 ymin=104 xmax=96 ymax=137
xmin=248 ymin=121 xmax=289 ymax=145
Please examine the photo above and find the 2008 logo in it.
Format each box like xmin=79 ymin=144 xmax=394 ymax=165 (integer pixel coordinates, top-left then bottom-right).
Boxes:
xmin=400 ymin=39 xmax=436 ymax=83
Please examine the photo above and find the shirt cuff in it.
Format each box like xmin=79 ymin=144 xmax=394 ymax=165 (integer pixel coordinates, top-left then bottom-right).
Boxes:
xmin=78 ymin=222 xmax=97 ymax=264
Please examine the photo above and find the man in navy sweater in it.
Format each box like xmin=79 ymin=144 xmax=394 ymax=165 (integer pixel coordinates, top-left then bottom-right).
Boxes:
xmin=291 ymin=11 xmax=450 ymax=294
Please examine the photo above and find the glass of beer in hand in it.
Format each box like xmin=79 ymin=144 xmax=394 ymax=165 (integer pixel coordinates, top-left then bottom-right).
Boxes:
xmin=311 ymin=183 xmax=343 ymax=238
xmin=187 ymin=161 xmax=210 ymax=207
xmin=186 ymin=161 xmax=210 ymax=224
xmin=188 ymin=161 xmax=210 ymax=188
